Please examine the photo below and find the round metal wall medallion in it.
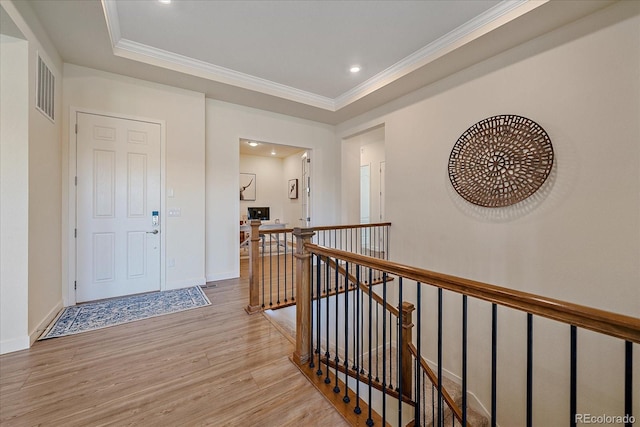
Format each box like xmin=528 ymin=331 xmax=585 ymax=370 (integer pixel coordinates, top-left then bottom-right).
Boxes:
xmin=448 ymin=115 xmax=554 ymax=207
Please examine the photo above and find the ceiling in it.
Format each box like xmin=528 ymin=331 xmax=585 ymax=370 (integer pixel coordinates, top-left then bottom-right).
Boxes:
xmin=239 ymin=139 xmax=305 ymax=159
xmin=26 ymin=0 xmax=614 ymax=125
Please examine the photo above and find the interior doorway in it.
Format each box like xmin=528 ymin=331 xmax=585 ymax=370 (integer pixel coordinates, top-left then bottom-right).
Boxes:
xmin=343 ymin=126 xmax=386 ymax=227
xmin=238 ymin=139 xmax=310 ymax=259
xmin=75 ymin=112 xmax=162 ymax=302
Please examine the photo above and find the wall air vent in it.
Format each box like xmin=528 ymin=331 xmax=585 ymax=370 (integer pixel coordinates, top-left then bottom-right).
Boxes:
xmin=36 ymin=54 xmax=55 ymax=121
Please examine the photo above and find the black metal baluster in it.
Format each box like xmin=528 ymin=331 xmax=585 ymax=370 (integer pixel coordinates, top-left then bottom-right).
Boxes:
xmin=367 ymin=266 xmax=374 ymax=426
xmin=389 ymin=307 xmax=393 ymax=390
xmin=291 ymin=235 xmax=295 ymax=301
xmin=422 ymin=370 xmax=426 ymax=427
xmin=354 ymin=264 xmax=362 ymax=415
xmin=315 ymin=255 xmax=322 ymax=376
xmin=570 ymin=325 xmax=577 ymax=427
xmin=625 ymin=341 xmax=633 ymax=427
xmin=353 ymin=278 xmax=357 ymax=370
xmin=375 ymin=301 xmax=380 ymax=382
xmin=343 ymin=261 xmax=350 ymax=403
xmin=324 ymin=258 xmax=331 ymax=385
xmin=268 ymin=234 xmax=273 ymax=307
xmin=462 ymin=295 xmax=468 ymax=427
xmin=322 ymin=245 xmax=327 ymax=295
xmin=438 ymin=288 xmax=443 ymax=427
xmin=416 ymin=281 xmax=422 ymax=426
xmin=398 ymin=277 xmax=403 ymax=427
xmin=261 ymin=237 xmax=265 ymax=308
xmin=309 ymin=253 xmax=316 ymax=369
xmin=276 ymin=234 xmax=280 ymax=306
xmin=283 ymin=232 xmax=288 ymax=304
xmin=334 ymin=257 xmax=340 ymax=394
xmin=527 ymin=313 xmax=533 ymax=427
xmin=491 ymin=303 xmax=497 ymax=427
xmin=382 ymin=272 xmax=387 ymax=424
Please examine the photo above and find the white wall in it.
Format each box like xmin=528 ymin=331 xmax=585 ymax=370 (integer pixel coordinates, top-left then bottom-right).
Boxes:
xmin=205 ymin=100 xmax=338 ymax=281
xmin=239 ymin=152 xmax=304 ymax=226
xmin=360 ymin=135 xmax=385 ymax=224
xmin=0 ymin=33 xmax=29 ymax=354
xmin=283 ymin=151 xmax=304 ymax=227
xmin=63 ymin=64 xmax=206 ymax=294
xmin=342 ymin=126 xmax=385 ymax=225
xmin=240 ymin=154 xmax=284 ymax=222
xmin=0 ymin=0 xmax=63 ymax=353
xmin=338 ymin=2 xmax=639 ymax=424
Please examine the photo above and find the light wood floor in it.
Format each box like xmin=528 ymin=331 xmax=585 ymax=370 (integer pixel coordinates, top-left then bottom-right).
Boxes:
xmin=0 ymin=262 xmax=349 ymax=426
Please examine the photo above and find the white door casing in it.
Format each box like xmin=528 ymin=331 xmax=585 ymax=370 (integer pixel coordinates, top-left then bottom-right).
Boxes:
xmin=75 ymin=112 xmax=161 ymax=302
xmin=301 ymin=152 xmax=311 ymax=227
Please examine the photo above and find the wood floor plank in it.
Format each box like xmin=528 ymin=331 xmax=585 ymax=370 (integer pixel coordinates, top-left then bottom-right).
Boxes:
xmin=0 ymin=261 xmax=349 ymax=426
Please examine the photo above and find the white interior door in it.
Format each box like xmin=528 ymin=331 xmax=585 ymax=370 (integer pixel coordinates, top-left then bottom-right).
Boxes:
xmin=76 ymin=112 xmax=161 ymax=302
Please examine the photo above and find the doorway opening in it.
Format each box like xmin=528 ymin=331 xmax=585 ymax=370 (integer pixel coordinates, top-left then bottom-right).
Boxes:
xmin=238 ymin=139 xmax=311 ymax=259
xmin=343 ymin=126 xmax=386 ymax=225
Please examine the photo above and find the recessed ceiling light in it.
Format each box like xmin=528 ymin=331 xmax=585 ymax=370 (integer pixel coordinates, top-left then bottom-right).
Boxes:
xmin=158 ymin=0 xmax=171 ymax=4
xmin=350 ymin=66 xmax=361 ymax=73
xmin=248 ymin=141 xmax=259 ymax=147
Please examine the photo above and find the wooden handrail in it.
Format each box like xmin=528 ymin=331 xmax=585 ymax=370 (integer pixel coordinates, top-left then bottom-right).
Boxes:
xmin=323 ymin=256 xmax=400 ymax=317
xmin=311 ymin=222 xmax=392 ymax=232
xmin=408 ymin=343 xmax=468 ymax=426
xmin=257 ymin=221 xmax=391 ymax=236
xmin=305 ymin=244 xmax=640 ymax=344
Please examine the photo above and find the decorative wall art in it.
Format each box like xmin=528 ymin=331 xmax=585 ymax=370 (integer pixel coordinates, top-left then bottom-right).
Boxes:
xmin=240 ymin=173 xmax=256 ymax=201
xmin=448 ymin=115 xmax=554 ymax=207
xmin=288 ymin=179 xmax=298 ymax=199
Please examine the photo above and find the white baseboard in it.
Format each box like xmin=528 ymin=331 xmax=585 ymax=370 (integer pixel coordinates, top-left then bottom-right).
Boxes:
xmin=165 ymin=276 xmax=206 ymax=290
xmin=206 ymin=271 xmax=238 ymax=282
xmin=0 ymin=335 xmax=30 ymax=355
xmin=423 ymin=356 xmax=492 ymax=421
xmin=30 ymin=300 xmax=64 ymax=345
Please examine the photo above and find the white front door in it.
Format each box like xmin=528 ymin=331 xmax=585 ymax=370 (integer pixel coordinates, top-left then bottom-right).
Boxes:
xmin=76 ymin=112 xmax=161 ymax=302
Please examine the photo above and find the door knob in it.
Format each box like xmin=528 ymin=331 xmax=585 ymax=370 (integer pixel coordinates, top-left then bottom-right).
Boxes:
xmin=146 ymin=229 xmax=159 ymax=234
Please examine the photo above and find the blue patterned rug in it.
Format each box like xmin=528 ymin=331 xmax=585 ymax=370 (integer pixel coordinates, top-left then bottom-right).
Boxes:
xmin=39 ymin=286 xmax=211 ymax=340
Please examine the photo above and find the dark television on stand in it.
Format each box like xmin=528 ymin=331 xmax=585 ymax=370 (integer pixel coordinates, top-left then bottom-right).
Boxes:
xmin=247 ymin=207 xmax=270 ymax=221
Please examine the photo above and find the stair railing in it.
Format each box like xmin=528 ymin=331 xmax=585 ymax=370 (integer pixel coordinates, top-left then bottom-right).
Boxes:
xmin=292 ymin=227 xmax=640 ymax=427
xmin=245 ymin=220 xmax=391 ymax=314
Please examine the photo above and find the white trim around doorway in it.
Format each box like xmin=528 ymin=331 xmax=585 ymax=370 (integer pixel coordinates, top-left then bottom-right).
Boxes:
xmin=65 ymin=107 xmax=167 ymax=306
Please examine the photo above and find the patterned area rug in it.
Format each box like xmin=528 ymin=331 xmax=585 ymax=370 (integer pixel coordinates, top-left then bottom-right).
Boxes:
xmin=39 ymin=286 xmax=210 ymax=340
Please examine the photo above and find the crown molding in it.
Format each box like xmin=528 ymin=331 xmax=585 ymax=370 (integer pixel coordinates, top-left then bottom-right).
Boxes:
xmin=112 ymin=38 xmax=336 ymax=110
xmin=334 ymin=0 xmax=540 ymax=109
xmin=100 ymin=0 xmax=120 ymax=49
xmin=100 ymin=0 xmax=544 ymax=113
xmin=100 ymin=1 xmax=335 ymax=111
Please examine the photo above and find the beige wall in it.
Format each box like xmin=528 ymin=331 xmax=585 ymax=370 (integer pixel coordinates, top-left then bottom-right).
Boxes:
xmin=0 ymin=0 xmax=63 ymax=352
xmin=239 ymin=152 xmax=305 ymax=226
xmin=0 ymin=32 xmax=29 ymax=353
xmin=63 ymin=64 xmax=206 ymax=295
xmin=282 ymin=151 xmax=304 ymax=227
xmin=339 ymin=2 xmax=639 ymax=424
xmin=205 ymin=100 xmax=339 ymax=281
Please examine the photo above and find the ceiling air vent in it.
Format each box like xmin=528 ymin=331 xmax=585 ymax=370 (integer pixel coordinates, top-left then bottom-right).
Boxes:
xmin=36 ymin=54 xmax=55 ymax=122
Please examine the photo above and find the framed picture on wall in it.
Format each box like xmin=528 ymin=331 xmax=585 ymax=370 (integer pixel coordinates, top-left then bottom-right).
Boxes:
xmin=288 ymin=179 xmax=298 ymax=199
xmin=240 ymin=173 xmax=256 ymax=201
